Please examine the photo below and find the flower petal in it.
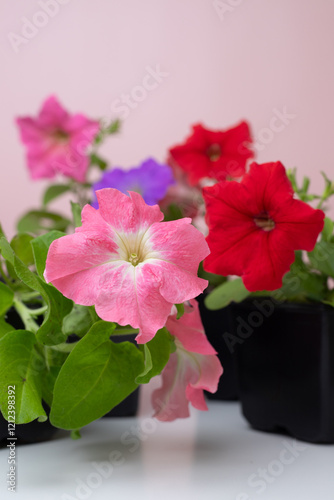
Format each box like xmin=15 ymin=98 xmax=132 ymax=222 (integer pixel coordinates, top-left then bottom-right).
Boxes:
xmin=95 ymin=263 xmax=173 ymax=343
xmin=96 ymin=189 xmax=163 ymax=233
xmin=38 ymin=95 xmax=68 ymax=129
xmin=44 ymin=230 xmax=119 ymax=283
xmin=149 ymin=217 xmax=210 ymax=273
xmin=152 ymin=348 xmax=223 ymax=421
xmin=166 ymin=299 xmax=216 ymax=355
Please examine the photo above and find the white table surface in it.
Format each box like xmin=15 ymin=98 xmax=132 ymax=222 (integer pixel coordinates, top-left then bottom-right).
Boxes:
xmin=1 ymin=394 xmax=333 ymax=500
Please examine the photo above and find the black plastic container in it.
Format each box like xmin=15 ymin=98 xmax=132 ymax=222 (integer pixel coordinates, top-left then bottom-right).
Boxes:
xmin=231 ymin=298 xmax=334 ymax=443
xmin=103 ymin=334 xmax=140 ymax=418
xmin=103 ymin=388 xmax=139 ymax=418
xmin=0 ymin=404 xmax=58 ymax=447
xmin=66 ymin=334 xmax=140 ymax=419
xmin=1 ymin=307 xmax=59 ymax=446
xmin=1 ymin=303 xmax=140 ymax=446
xmin=197 ymin=295 xmax=239 ymax=400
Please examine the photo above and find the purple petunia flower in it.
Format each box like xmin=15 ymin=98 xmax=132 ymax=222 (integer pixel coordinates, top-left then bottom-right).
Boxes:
xmin=91 ymin=158 xmax=175 ymax=208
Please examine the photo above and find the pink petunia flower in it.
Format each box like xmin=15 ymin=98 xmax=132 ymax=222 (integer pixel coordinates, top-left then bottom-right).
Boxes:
xmin=44 ymin=188 xmax=209 ymax=343
xmin=152 ymin=299 xmax=223 ymax=421
xmin=16 ymin=95 xmax=100 ymax=182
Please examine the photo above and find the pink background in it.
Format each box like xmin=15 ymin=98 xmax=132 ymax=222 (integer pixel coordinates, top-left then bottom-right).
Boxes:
xmin=1 ymin=0 xmax=334 ymax=237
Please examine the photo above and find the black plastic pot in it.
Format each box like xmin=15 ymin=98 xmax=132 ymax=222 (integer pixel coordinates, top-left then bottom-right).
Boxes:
xmin=103 ymin=334 xmax=140 ymax=418
xmin=68 ymin=333 xmax=140 ymax=418
xmin=0 ymin=332 xmax=140 ymax=447
xmin=197 ymin=295 xmax=239 ymax=400
xmin=0 ymin=403 xmax=58 ymax=447
xmin=0 ymin=307 xmax=59 ymax=446
xmin=231 ymin=298 xmax=334 ymax=443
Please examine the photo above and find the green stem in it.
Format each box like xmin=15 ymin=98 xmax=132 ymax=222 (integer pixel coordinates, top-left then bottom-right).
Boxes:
xmin=20 ymin=291 xmax=41 ymax=301
xmin=13 ymin=299 xmax=39 ymax=334
xmin=43 ymin=346 xmax=50 ymax=371
xmin=316 ymin=191 xmax=334 ymax=210
xmin=29 ymin=306 xmax=48 ymax=317
xmin=0 ymin=260 xmax=13 ymax=288
xmin=49 ymin=342 xmax=78 ymax=353
xmin=69 ymin=180 xmax=90 ymax=207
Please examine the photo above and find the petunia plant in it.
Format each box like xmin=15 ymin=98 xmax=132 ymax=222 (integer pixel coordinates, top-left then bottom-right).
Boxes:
xmin=16 ymin=95 xmax=121 ymax=235
xmin=163 ymin=121 xmax=334 ymax=310
xmin=0 ymin=188 xmax=222 ymax=434
xmin=160 ymin=119 xmax=255 ymax=279
xmin=202 ymin=162 xmax=334 ymax=310
xmin=91 ymin=158 xmax=175 ymax=208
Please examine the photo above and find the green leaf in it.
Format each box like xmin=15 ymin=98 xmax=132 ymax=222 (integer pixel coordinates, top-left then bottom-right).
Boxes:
xmin=287 ymin=168 xmax=298 ymax=192
xmin=198 ymin=262 xmax=227 ymax=287
xmin=43 ymin=184 xmax=71 ymax=206
xmin=41 ymin=366 xmax=62 ymax=407
xmin=136 ymin=328 xmax=173 ymax=384
xmin=205 ymin=278 xmax=250 ymax=310
xmin=309 ymin=241 xmax=334 ymax=279
xmin=322 ymin=217 xmax=334 ymax=243
xmin=0 ymin=224 xmax=6 ymax=239
xmin=17 ymin=210 xmax=71 ymax=235
xmin=321 ymin=171 xmax=333 ymax=197
xmin=0 ymin=318 xmax=15 ymax=340
xmin=71 ymin=429 xmax=82 ymax=440
xmin=163 ymin=203 xmax=184 ymax=222
xmin=10 ymin=233 xmax=34 ymax=266
xmin=63 ymin=304 xmax=94 ymax=338
xmin=0 ymin=236 xmax=20 ymax=283
xmin=0 ymin=237 xmax=73 ymax=345
xmin=94 ymin=119 xmax=121 ymax=144
xmin=50 ymin=321 xmax=145 ymax=429
xmin=90 ymin=153 xmax=108 ymax=171
xmin=302 ymin=176 xmax=310 ymax=193
xmin=71 ymin=202 xmax=82 ymax=228
xmin=136 ymin=344 xmax=152 ymax=381
xmin=0 ymin=330 xmax=47 ymax=424
xmin=31 ymin=230 xmax=65 ymax=279
xmin=0 ymin=236 xmax=15 ymax=264
xmin=175 ymin=303 xmax=184 ymax=320
xmin=0 ymin=282 xmax=14 ymax=316
xmin=105 ymin=119 xmax=121 ymax=134
xmin=278 ymin=260 xmax=326 ymax=301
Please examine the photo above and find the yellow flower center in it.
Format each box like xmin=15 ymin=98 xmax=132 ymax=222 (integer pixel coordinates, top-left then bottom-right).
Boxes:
xmin=129 ymin=253 xmax=140 ymax=266
xmin=114 ymin=229 xmax=155 ymax=267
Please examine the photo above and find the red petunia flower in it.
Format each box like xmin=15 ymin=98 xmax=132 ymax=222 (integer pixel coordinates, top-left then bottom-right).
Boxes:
xmin=203 ymin=161 xmax=325 ymax=292
xmin=168 ymin=121 xmax=254 ymax=186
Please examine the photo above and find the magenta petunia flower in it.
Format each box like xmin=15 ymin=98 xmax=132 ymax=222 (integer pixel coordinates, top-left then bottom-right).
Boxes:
xmin=92 ymin=158 xmax=175 ymax=208
xmin=152 ymin=299 xmax=223 ymax=421
xmin=44 ymin=188 xmax=209 ymax=343
xmin=16 ymin=95 xmax=100 ymax=182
